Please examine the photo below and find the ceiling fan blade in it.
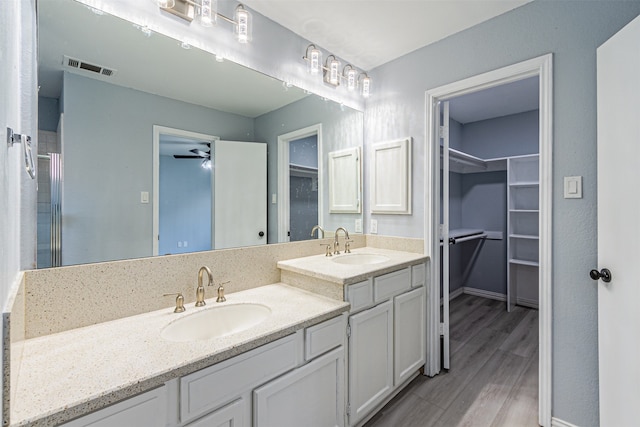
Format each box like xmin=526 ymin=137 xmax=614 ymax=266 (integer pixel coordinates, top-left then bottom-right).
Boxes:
xmin=189 ymin=148 xmax=210 ymax=158
xmin=173 ymin=155 xmax=201 ymax=159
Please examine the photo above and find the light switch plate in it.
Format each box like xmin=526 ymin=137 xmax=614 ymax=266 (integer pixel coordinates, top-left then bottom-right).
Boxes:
xmin=355 ymin=218 xmax=362 ymax=233
xmin=370 ymin=219 xmax=378 ymax=234
xmin=564 ymin=176 xmax=582 ymax=199
xmin=140 ymin=191 xmax=149 ymax=204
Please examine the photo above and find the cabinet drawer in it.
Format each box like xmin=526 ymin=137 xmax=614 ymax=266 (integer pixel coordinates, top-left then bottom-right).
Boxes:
xmin=61 ymin=386 xmax=167 ymax=427
xmin=345 ymin=279 xmax=373 ymax=312
xmin=180 ymin=332 xmax=302 ymax=424
xmin=373 ymin=268 xmax=411 ymax=303
xmin=412 ymin=263 xmax=425 ymax=288
xmin=305 ymin=314 xmax=346 ymax=361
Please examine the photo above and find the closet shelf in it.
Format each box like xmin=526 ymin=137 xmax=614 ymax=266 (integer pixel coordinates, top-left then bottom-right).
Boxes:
xmin=509 ymin=259 xmax=539 ymax=267
xmin=509 ymin=181 xmax=539 ymax=187
xmin=289 ymin=163 xmax=318 ymax=178
xmin=509 ymin=209 xmax=539 ymax=213
xmin=441 ymin=147 xmax=507 ymax=174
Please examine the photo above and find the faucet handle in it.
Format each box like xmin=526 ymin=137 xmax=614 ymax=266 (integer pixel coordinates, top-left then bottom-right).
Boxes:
xmin=321 ymin=243 xmax=332 ymax=257
xmin=345 ymin=240 xmax=354 ymax=253
xmin=163 ymin=293 xmax=186 ymax=313
xmin=216 ymin=281 xmax=230 ymax=303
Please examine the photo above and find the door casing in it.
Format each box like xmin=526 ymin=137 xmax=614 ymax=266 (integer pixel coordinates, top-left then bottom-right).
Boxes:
xmin=424 ymin=54 xmax=553 ymax=426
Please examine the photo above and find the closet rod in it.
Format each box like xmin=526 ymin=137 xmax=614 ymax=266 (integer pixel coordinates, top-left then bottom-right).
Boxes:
xmin=449 ymin=233 xmax=487 ymax=245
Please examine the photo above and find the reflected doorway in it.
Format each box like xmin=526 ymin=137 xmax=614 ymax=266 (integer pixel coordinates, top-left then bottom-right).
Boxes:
xmin=153 ymin=126 xmax=218 ymax=256
xmin=277 ymin=124 xmax=322 ymax=242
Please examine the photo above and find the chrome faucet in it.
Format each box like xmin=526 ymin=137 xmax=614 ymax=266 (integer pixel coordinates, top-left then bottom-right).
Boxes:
xmin=310 ymin=225 xmax=325 ymax=239
xmin=334 ymin=227 xmax=350 ymax=255
xmin=196 ymin=266 xmax=213 ymax=307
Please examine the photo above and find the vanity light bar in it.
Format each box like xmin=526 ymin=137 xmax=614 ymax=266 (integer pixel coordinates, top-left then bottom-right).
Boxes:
xmin=302 ymin=44 xmax=372 ymax=97
xmin=156 ymin=0 xmax=251 ymax=43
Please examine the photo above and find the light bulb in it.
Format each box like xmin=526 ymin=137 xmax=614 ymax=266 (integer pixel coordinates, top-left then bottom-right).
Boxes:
xmin=198 ymin=0 xmax=217 ymax=27
xmin=327 ymin=57 xmax=340 ymax=85
xmin=346 ymin=68 xmax=357 ymax=91
xmin=235 ymin=6 xmax=251 ymax=43
xmin=309 ymin=47 xmax=322 ymax=74
xmin=361 ymin=76 xmax=371 ymax=98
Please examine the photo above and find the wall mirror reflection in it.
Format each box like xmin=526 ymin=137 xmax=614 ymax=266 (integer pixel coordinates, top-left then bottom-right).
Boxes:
xmin=36 ymin=0 xmax=363 ymax=268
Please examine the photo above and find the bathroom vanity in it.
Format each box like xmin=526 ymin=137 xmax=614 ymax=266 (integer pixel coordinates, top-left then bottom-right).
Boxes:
xmin=6 ymin=238 xmax=427 ymax=427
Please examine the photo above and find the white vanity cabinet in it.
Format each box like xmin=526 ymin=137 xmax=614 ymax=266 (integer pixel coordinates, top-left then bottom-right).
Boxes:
xmin=60 ymin=315 xmax=347 ymax=427
xmin=345 ymin=264 xmax=426 ymax=426
xmin=60 ymin=386 xmax=168 ymax=427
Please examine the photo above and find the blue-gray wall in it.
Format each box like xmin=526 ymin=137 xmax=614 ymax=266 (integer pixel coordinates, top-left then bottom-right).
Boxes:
xmin=366 ymin=2 xmax=640 ymax=425
xmin=158 ymin=155 xmax=212 ymax=255
xmin=38 ymin=96 xmax=59 ymax=132
xmin=254 ymin=95 xmax=364 ymax=243
xmin=62 ymin=72 xmax=254 ymax=265
xmin=461 ymin=110 xmax=539 ymax=158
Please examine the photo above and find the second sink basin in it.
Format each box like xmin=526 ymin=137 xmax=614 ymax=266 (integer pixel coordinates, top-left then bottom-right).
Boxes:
xmin=161 ymin=303 xmax=271 ymax=342
xmin=332 ymin=253 xmax=390 ymax=265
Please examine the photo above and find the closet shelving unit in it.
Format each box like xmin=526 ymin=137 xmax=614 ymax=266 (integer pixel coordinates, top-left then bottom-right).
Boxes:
xmin=507 ymin=154 xmax=540 ymax=310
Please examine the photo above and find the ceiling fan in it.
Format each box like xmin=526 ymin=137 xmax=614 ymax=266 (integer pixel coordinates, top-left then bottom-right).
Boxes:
xmin=173 ymin=143 xmax=212 ymax=169
xmin=173 ymin=143 xmax=210 ymax=159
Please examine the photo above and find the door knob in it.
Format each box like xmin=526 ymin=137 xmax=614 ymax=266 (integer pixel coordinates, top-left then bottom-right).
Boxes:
xmin=589 ymin=268 xmax=612 ymax=283
xmin=258 ymin=231 xmax=265 ymax=237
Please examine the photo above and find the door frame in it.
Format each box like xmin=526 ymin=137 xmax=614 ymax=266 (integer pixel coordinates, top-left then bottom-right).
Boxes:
xmin=276 ymin=124 xmax=323 ymax=242
xmin=424 ymin=54 xmax=553 ymax=426
xmin=152 ymin=125 xmax=218 ymax=255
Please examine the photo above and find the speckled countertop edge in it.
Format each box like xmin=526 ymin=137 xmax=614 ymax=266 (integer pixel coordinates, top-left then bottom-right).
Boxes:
xmin=276 ymin=247 xmax=428 ymax=285
xmin=10 ymin=284 xmax=349 ymax=427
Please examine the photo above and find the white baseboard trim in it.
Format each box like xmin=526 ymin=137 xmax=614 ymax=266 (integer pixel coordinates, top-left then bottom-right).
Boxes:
xmin=551 ymin=417 xmax=579 ymax=427
xmin=462 ymin=287 xmax=506 ymax=302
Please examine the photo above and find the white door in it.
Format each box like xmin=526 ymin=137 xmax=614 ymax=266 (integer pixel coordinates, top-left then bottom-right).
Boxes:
xmin=596 ymin=14 xmax=640 ymax=426
xmin=214 ymin=140 xmax=267 ymax=249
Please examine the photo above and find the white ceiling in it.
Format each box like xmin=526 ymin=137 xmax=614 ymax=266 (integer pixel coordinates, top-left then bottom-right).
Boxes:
xmin=242 ymin=0 xmax=532 ymax=71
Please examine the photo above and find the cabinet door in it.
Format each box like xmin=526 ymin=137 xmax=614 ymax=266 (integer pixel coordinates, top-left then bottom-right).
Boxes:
xmin=60 ymin=386 xmax=167 ymax=427
xmin=254 ymin=347 xmax=345 ymax=427
xmin=394 ymin=287 xmax=426 ymax=385
xmin=185 ymin=399 xmax=245 ymax=427
xmin=348 ymin=300 xmax=393 ymax=426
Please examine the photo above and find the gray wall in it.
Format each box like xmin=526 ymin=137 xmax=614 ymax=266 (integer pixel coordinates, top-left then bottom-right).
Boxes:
xmin=254 ymin=95 xmax=364 ymax=243
xmin=62 ymin=72 xmax=254 ymax=265
xmin=365 ymin=2 xmax=640 ymax=425
xmin=461 ymin=110 xmax=539 ymax=158
xmin=38 ymin=96 xmax=59 ymax=132
xmin=158 ymin=155 xmax=212 ymax=255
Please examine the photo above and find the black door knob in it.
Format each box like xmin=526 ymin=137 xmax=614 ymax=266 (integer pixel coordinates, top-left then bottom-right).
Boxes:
xmin=258 ymin=231 xmax=265 ymax=237
xmin=590 ymin=268 xmax=612 ymax=283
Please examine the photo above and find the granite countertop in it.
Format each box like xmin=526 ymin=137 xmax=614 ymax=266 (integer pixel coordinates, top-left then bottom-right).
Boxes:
xmin=277 ymin=247 xmax=428 ymax=285
xmin=10 ymin=284 xmax=349 ymax=427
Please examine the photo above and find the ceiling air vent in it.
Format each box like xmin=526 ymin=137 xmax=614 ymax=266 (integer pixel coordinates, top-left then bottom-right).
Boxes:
xmin=63 ymin=55 xmax=117 ymax=78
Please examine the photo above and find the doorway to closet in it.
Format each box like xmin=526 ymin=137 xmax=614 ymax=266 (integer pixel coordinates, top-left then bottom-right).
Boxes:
xmin=425 ymin=55 xmax=553 ymax=426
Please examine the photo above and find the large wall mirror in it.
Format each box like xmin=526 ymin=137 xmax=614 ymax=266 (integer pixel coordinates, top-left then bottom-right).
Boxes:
xmin=36 ymin=0 xmax=363 ymax=268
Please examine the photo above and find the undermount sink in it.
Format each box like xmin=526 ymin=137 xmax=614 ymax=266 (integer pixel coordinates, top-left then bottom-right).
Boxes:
xmin=161 ymin=303 xmax=271 ymax=342
xmin=332 ymin=253 xmax=390 ymax=265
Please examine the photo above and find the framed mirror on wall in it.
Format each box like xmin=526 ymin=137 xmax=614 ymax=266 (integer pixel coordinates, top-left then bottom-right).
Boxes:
xmin=36 ymin=0 xmax=364 ymax=267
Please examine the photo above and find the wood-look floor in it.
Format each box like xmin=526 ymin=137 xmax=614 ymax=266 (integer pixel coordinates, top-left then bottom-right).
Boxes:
xmin=365 ymin=294 xmax=539 ymax=427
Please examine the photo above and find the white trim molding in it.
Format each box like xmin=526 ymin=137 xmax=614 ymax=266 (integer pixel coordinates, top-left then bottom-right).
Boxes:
xmin=424 ymin=54 xmax=553 ymax=426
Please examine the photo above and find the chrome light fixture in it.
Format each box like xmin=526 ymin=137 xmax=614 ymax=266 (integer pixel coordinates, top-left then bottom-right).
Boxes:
xmin=234 ymin=5 xmax=251 ymax=43
xmin=343 ymin=64 xmax=357 ymax=92
xmin=303 ymin=45 xmax=372 ymax=98
xmin=305 ymin=44 xmax=323 ymax=75
xmin=360 ymin=73 xmax=371 ymax=98
xmin=325 ymin=55 xmax=340 ymax=86
xmin=156 ymin=0 xmax=252 ymax=44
